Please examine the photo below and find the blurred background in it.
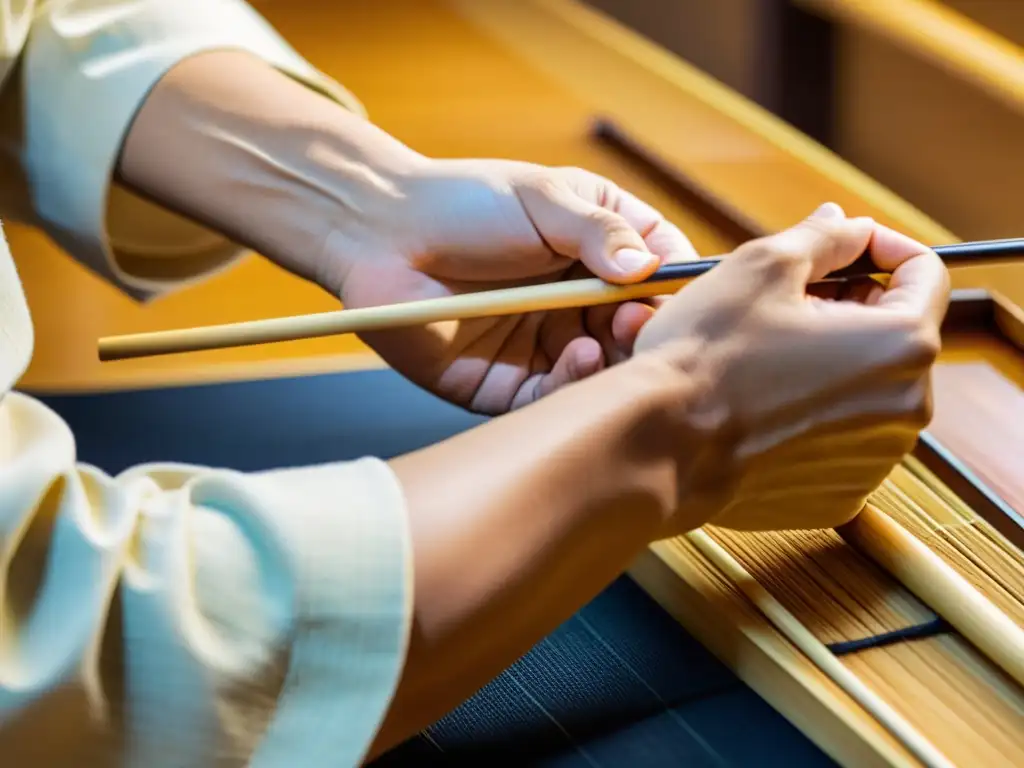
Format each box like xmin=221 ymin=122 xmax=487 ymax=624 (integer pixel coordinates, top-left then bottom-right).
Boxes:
xmin=588 ymin=0 xmax=1024 ymax=241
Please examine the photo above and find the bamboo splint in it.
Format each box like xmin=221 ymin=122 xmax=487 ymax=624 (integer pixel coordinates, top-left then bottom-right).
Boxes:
xmin=633 ymin=457 xmax=1024 ymax=768
xmin=686 ymin=527 xmax=956 ymax=768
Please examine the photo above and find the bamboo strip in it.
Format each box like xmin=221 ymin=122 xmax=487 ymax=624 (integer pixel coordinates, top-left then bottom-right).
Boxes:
xmin=686 ymin=529 xmax=956 ymax=768
xmin=641 ymin=457 xmax=1024 ymax=766
xmin=839 ymin=505 xmax=1024 ymax=689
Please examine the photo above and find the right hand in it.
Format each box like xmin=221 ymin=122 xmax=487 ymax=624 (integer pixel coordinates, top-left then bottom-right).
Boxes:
xmin=635 ymin=203 xmax=951 ymax=532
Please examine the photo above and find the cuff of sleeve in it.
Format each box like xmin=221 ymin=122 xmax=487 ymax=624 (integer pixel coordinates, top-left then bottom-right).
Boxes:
xmin=246 ymin=458 xmax=413 ymax=768
xmin=24 ymin=0 xmax=364 ymax=300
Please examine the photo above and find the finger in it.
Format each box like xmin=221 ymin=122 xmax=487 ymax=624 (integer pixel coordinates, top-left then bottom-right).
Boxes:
xmin=863 ymin=281 xmax=887 ymax=306
xmin=747 ymin=203 xmax=875 ymax=290
xmin=799 ymin=205 xmax=876 ymax=282
xmin=611 ymin=301 xmax=657 ymax=357
xmin=466 ymin=314 xmax=543 ymax=415
xmin=538 ymin=307 xmax=587 ymax=365
xmin=863 ymin=224 xmax=933 ymax=272
xmin=584 ymin=303 xmax=626 ymax=364
xmin=874 ymin=249 xmax=951 ymax=325
xmin=514 ymin=336 xmax=605 ymax=408
xmin=537 ymin=299 xmax=653 ymax=367
xmin=610 ymin=188 xmax=701 ymax=264
xmin=560 ymin=168 xmax=701 ymax=265
xmin=517 ymin=173 xmax=659 ymax=284
xmin=861 ymin=225 xmax=950 ymax=324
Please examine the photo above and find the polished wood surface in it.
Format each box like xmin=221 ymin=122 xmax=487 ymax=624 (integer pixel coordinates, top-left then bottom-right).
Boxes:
xmin=932 ymin=363 xmax=1024 ymax=515
xmin=639 ymin=447 xmax=1024 ymax=768
xmin=932 ymin=315 xmax=1024 ymax=518
xmin=14 ymin=0 xmax=960 ymax=392
xmin=576 ymin=0 xmax=1024 ymax=303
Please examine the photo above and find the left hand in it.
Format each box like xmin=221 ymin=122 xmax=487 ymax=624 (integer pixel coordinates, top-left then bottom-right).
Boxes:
xmin=319 ymin=158 xmax=699 ymax=414
xmin=116 ymin=57 xmax=695 ymax=415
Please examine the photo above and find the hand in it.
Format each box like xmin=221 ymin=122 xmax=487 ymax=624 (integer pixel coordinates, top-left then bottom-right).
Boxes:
xmin=117 ymin=60 xmax=695 ymax=414
xmin=322 ymin=158 xmax=699 ymax=414
xmin=635 ymin=203 xmax=951 ymax=532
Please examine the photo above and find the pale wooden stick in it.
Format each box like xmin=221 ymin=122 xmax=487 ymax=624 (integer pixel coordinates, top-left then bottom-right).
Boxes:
xmin=686 ymin=529 xmax=955 ymax=768
xmin=840 ymin=503 xmax=1024 ymax=689
xmin=98 ymin=275 xmax=692 ymax=361
xmin=99 ymin=235 xmax=1024 ymax=362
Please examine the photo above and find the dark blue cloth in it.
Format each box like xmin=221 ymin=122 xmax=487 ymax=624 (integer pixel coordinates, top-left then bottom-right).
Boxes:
xmin=30 ymin=368 xmax=834 ymax=766
xmin=377 ymin=576 xmax=831 ymax=767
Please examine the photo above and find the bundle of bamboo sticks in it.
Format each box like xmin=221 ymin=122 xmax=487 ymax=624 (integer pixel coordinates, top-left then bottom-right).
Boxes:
xmin=642 ymin=457 xmax=1024 ymax=767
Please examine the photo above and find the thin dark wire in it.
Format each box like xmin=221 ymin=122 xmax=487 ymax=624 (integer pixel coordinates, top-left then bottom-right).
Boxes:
xmin=826 ymin=617 xmax=951 ymax=656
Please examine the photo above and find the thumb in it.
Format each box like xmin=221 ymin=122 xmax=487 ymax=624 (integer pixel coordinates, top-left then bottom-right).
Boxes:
xmin=516 ymin=173 xmax=660 ymax=283
xmin=754 ymin=202 xmax=876 ymax=290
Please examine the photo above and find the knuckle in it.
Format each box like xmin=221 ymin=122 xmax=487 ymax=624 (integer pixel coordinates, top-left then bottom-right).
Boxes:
xmin=904 ymin=383 xmax=935 ymax=430
xmin=555 ymin=165 xmax=609 ymax=200
xmin=737 ymin=239 xmax=806 ymax=279
xmin=882 ymin=313 xmax=942 ymax=368
xmin=799 ymin=219 xmax=844 ymax=261
xmin=585 ymin=207 xmax=628 ymax=234
xmin=519 ymin=169 xmax=563 ymax=198
xmin=797 ymin=217 xmax=836 ymax=237
xmin=902 ymin=323 xmax=942 ymax=368
xmin=916 ymin=329 xmax=942 ymax=363
xmin=914 ymin=398 xmax=935 ymax=429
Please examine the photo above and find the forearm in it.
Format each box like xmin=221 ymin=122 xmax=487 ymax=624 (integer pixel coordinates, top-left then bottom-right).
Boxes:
xmin=117 ymin=50 xmax=420 ymax=291
xmin=371 ymin=355 xmax=701 ymax=757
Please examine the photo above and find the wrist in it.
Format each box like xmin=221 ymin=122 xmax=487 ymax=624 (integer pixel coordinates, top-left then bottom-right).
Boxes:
xmin=376 ymin=350 xmax=713 ymax=744
xmin=237 ymin=106 xmax=427 ymax=293
xmin=614 ymin=347 xmax=727 ymax=533
xmin=534 ymin=356 xmax=688 ymax=539
xmin=396 ymin=348 xmax=713 ymax=553
xmin=117 ymin=51 xmax=425 ymax=290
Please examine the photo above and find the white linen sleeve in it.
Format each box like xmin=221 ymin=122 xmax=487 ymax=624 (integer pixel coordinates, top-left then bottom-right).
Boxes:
xmin=0 ymin=391 xmax=413 ymax=767
xmin=0 ymin=0 xmax=364 ymax=299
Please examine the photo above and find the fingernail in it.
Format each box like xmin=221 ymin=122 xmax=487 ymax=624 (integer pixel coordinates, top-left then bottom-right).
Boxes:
xmin=811 ymin=202 xmax=844 ymax=220
xmin=614 ymin=248 xmax=656 ymax=273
